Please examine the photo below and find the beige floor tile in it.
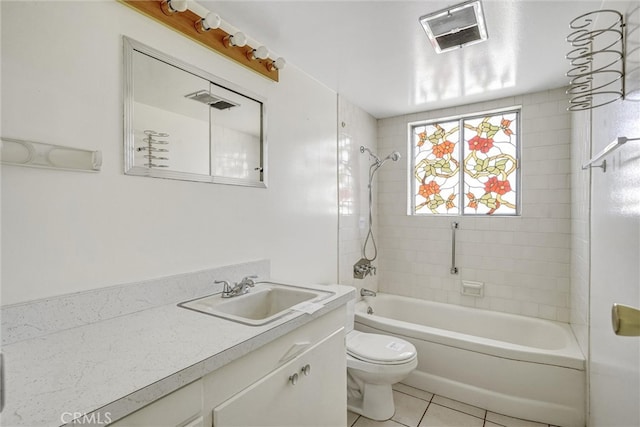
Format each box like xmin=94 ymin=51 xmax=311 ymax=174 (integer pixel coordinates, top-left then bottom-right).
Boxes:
xmin=348 ymin=411 xmax=360 ymax=426
xmin=393 ymin=383 xmax=434 ymax=402
xmin=486 ymin=412 xmax=549 ymax=427
xmin=485 ymin=422 xmax=503 ymax=427
xmin=419 ymin=404 xmax=484 ymax=427
xmin=391 ymin=390 xmax=429 ymax=426
xmin=353 ymin=416 xmax=405 ymax=427
xmin=431 ymin=395 xmax=486 ymax=419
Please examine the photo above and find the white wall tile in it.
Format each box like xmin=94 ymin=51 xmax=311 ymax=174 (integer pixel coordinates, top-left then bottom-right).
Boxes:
xmin=569 ymin=109 xmax=590 ymax=358
xmin=374 ymin=88 xmax=573 ymax=321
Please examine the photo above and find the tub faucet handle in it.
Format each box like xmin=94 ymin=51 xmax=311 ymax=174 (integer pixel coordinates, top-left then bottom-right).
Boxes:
xmin=354 ymin=258 xmax=376 ymax=279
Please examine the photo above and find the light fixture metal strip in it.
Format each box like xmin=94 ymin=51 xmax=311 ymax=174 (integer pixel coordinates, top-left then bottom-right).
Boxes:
xmin=119 ymin=0 xmax=280 ymax=82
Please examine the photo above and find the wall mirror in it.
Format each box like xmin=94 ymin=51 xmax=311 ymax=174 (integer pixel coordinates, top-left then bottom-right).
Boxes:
xmin=123 ymin=37 xmax=266 ymax=187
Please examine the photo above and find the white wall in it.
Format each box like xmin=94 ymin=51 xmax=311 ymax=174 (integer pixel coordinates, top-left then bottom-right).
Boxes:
xmin=587 ymin=2 xmax=640 ymax=425
xmin=0 ymin=1 xmax=338 ymax=305
xmin=337 ymin=96 xmax=379 ymax=294
xmin=376 ymin=88 xmax=572 ymax=321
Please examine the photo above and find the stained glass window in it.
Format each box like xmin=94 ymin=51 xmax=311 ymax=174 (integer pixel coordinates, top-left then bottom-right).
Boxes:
xmin=411 ymin=109 xmax=519 ymax=216
xmin=413 ymin=120 xmax=460 ymax=214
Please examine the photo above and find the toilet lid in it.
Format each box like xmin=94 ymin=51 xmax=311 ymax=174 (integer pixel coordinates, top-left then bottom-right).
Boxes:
xmin=346 ymin=331 xmax=416 ymax=364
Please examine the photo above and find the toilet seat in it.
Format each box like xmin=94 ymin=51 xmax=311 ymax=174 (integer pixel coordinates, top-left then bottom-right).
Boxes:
xmin=347 ymin=331 xmax=416 ymax=365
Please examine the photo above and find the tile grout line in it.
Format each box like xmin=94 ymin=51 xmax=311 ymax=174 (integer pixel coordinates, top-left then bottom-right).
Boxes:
xmin=416 ymin=402 xmax=430 ymax=427
xmin=349 ymin=413 xmax=360 ymax=427
xmin=415 ymin=392 xmax=434 ymax=427
xmin=393 ymin=389 xmax=433 ymax=403
xmin=429 ymin=401 xmax=488 ymax=422
xmin=354 ymin=388 xmax=557 ymax=427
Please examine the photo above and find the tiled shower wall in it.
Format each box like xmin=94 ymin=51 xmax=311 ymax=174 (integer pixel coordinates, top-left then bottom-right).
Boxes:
xmin=570 ymin=109 xmax=590 ymax=354
xmin=375 ymin=88 xmax=572 ymax=321
xmin=338 ymin=96 xmax=379 ymax=294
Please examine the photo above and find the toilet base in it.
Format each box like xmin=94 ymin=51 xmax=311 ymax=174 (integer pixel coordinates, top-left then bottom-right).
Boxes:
xmin=347 ymin=382 xmax=395 ymax=421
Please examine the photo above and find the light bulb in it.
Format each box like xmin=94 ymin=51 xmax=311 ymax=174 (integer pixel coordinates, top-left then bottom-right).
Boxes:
xmin=161 ymin=0 xmax=187 ymax=14
xmin=224 ymin=31 xmax=247 ymax=48
xmin=197 ymin=12 xmax=221 ymax=32
xmin=247 ymin=45 xmax=269 ymax=61
xmin=267 ymin=57 xmax=286 ymax=72
xmin=254 ymin=46 xmax=269 ymax=60
xmin=205 ymin=13 xmax=221 ymax=29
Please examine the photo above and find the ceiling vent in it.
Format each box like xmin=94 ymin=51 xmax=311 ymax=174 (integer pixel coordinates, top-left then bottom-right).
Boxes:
xmin=184 ymin=90 xmax=240 ymax=110
xmin=419 ymin=0 xmax=488 ymax=54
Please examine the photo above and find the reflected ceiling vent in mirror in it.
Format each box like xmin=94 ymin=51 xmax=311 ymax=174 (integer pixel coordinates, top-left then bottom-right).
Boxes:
xmin=419 ymin=0 xmax=488 ymax=54
xmin=184 ymin=90 xmax=240 ymax=109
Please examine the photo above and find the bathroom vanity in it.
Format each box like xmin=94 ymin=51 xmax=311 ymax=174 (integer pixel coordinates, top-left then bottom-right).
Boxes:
xmin=0 ymin=263 xmax=354 ymax=427
xmin=112 ymin=304 xmax=346 ymax=427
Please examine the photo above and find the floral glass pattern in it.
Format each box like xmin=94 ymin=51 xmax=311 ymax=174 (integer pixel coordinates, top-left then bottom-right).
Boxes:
xmin=413 ymin=120 xmax=460 ymax=214
xmin=412 ymin=109 xmax=519 ymax=216
xmin=463 ymin=112 xmax=518 ymax=215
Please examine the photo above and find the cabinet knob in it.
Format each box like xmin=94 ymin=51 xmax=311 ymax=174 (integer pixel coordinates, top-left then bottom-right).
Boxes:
xmin=288 ymin=373 xmax=299 ymax=386
xmin=301 ymin=364 xmax=311 ymax=376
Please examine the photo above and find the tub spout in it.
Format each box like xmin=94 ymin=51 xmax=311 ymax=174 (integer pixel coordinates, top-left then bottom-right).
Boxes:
xmin=361 ymin=288 xmax=377 ymax=297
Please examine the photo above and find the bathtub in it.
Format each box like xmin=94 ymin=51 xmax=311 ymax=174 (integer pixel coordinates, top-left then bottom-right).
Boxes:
xmin=354 ymin=294 xmax=585 ymax=427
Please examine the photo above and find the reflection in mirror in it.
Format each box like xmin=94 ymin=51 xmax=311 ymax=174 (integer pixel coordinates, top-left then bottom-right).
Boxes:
xmin=124 ymin=37 xmax=266 ymax=187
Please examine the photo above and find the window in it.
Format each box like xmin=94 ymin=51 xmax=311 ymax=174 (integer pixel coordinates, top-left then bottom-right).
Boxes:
xmin=410 ymin=108 xmax=520 ymax=215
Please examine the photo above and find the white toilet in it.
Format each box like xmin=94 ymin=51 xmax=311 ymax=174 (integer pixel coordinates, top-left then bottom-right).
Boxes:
xmin=346 ymin=329 xmax=418 ymax=421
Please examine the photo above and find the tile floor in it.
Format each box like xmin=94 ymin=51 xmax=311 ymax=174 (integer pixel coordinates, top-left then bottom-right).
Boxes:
xmin=347 ymin=384 xmax=560 ymax=427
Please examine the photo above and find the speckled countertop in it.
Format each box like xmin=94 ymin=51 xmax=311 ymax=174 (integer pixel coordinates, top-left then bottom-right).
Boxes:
xmin=1 ymin=282 xmax=354 ymax=427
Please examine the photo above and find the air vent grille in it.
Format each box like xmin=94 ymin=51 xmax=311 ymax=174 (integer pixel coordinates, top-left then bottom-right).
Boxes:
xmin=419 ymin=0 xmax=488 ymax=54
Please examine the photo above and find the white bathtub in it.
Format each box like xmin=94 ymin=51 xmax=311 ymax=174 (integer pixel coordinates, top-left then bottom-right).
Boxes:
xmin=354 ymin=294 xmax=585 ymax=427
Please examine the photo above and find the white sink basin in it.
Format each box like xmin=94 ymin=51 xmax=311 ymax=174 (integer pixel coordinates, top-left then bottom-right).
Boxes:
xmin=178 ymin=282 xmax=333 ymax=326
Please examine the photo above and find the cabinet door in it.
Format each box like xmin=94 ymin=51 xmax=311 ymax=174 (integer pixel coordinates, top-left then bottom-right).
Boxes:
xmin=213 ymin=328 xmax=346 ymax=427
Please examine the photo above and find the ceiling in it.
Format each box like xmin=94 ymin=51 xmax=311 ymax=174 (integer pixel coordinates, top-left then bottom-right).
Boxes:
xmin=204 ymin=1 xmax=604 ymax=118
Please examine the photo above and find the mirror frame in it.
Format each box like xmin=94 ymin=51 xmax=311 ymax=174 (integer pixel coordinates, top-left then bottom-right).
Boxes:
xmin=123 ymin=36 xmax=268 ymax=188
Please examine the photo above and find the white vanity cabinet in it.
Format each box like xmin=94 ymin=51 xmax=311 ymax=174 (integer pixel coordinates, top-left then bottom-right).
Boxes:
xmin=203 ymin=306 xmax=347 ymax=427
xmin=213 ymin=328 xmax=345 ymax=426
xmin=110 ymin=304 xmax=347 ymax=427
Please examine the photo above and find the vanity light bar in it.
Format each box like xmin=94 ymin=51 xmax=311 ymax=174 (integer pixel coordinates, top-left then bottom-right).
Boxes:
xmin=120 ymin=0 xmax=285 ymax=81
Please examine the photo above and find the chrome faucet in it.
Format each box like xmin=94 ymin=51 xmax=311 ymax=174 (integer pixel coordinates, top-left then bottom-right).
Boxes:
xmin=353 ymin=258 xmax=377 ymax=279
xmin=216 ymin=275 xmax=258 ymax=298
xmin=360 ymin=288 xmax=377 ymax=297
xmin=237 ymin=275 xmax=257 ymax=293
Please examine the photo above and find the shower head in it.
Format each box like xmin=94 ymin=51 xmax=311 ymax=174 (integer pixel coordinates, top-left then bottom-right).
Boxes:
xmin=360 ymin=146 xmax=401 ymax=165
xmin=386 ymin=151 xmax=401 ymax=162
xmin=379 ymin=151 xmax=401 ymax=167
